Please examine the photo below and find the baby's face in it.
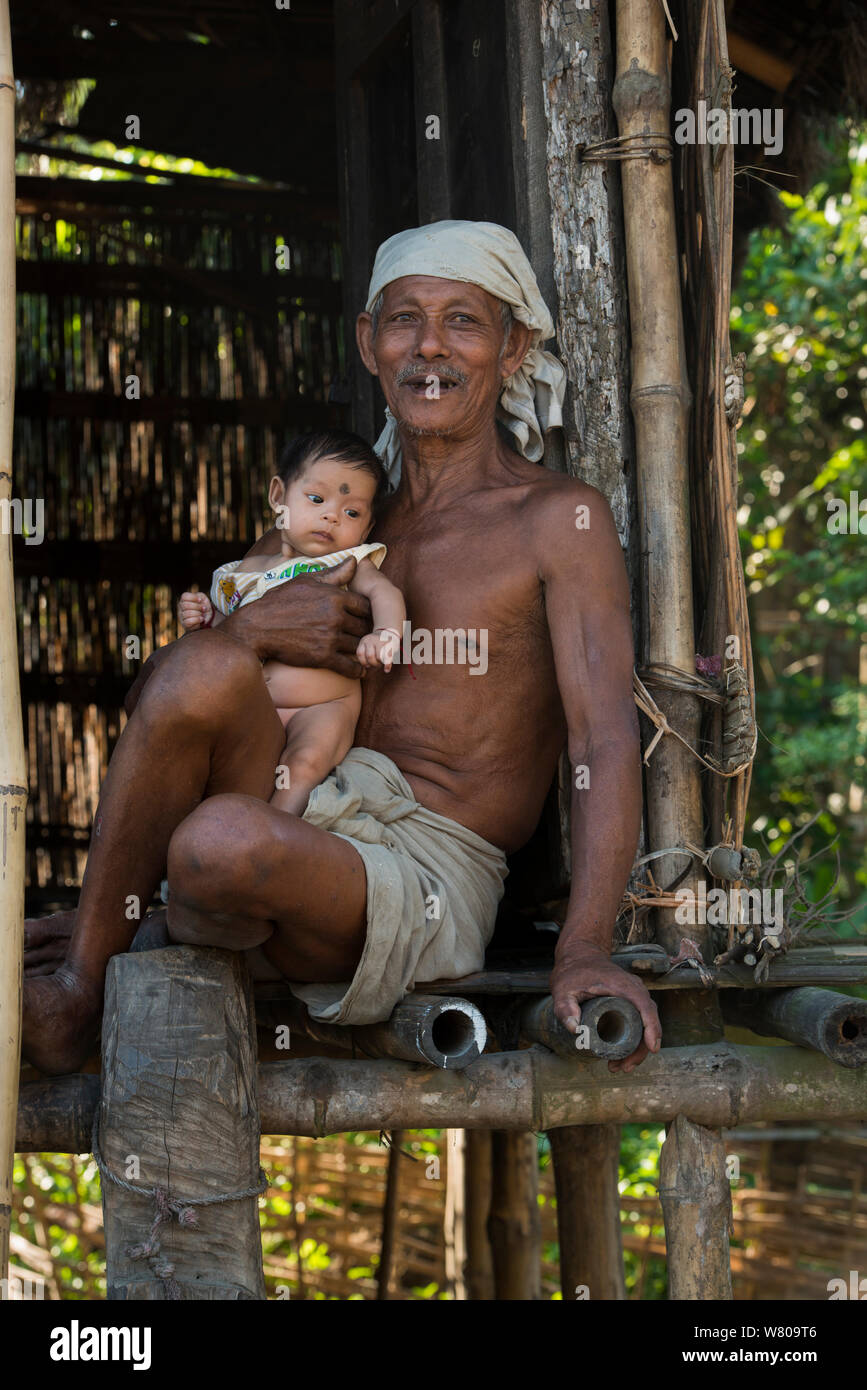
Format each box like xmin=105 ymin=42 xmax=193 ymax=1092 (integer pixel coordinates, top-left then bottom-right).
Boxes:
xmin=270 ymin=456 xmax=377 ymax=556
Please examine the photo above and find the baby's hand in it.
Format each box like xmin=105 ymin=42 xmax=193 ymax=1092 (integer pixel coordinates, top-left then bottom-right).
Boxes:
xmin=357 ymin=628 xmax=400 ymax=672
xmin=178 ymin=591 xmax=214 ymax=631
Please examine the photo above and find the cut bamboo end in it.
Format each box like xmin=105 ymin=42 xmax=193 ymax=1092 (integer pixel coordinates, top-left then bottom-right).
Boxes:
xmin=520 ymin=995 xmax=643 ymax=1060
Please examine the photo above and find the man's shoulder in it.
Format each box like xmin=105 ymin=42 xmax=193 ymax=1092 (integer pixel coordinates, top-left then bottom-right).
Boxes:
xmin=522 ymin=468 xmax=615 ymax=536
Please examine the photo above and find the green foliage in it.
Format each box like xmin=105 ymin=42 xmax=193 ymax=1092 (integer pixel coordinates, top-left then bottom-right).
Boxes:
xmin=731 ymin=125 xmax=867 ymax=926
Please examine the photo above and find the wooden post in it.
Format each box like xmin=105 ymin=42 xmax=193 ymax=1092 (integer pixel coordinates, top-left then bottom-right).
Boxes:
xmin=377 ymin=1130 xmax=403 ymax=1300
xmin=463 ymin=1129 xmax=495 ymax=1300
xmin=98 ymin=946 xmax=266 ymax=1300
xmin=548 ymin=1125 xmax=626 ymax=1300
xmin=0 ymin=0 xmax=26 ymax=1282
xmin=659 ymin=1114 xmax=733 ymax=1300
xmin=488 ymin=1131 xmax=541 ymax=1300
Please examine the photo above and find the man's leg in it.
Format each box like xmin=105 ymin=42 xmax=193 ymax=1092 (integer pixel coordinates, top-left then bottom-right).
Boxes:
xmin=165 ymin=793 xmax=367 ymax=982
xmin=22 ymin=630 xmax=288 ymax=1074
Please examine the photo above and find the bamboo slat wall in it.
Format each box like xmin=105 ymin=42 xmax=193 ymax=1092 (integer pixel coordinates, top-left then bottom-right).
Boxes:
xmin=10 ymin=1126 xmax=867 ymax=1300
xmin=13 ymin=180 xmax=344 ymax=904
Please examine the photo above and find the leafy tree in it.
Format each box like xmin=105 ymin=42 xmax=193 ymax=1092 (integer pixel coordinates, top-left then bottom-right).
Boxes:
xmin=731 ymin=125 xmax=867 ymax=929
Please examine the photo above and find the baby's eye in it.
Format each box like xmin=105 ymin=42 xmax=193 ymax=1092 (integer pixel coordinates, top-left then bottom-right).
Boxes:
xmin=306 ymin=494 xmax=323 ymax=504
xmin=345 ymin=509 xmax=360 ymax=519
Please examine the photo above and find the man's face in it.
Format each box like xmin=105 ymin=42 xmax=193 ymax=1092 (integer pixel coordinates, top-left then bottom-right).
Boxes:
xmin=356 ymin=275 xmax=531 ymax=442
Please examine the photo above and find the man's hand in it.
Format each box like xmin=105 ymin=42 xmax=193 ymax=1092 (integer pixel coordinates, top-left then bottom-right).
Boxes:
xmin=222 ymin=557 xmax=371 ymax=678
xmin=550 ymin=940 xmax=661 ymax=1073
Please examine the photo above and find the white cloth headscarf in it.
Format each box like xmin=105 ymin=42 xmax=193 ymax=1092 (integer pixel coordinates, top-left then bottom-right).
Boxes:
xmin=364 ymin=219 xmax=567 ymax=487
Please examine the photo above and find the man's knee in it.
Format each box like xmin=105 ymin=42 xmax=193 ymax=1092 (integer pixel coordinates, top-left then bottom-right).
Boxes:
xmin=166 ymin=794 xmax=298 ymax=909
xmin=136 ymin=632 xmax=263 ymax=731
xmin=167 ymin=798 xmax=241 ymax=908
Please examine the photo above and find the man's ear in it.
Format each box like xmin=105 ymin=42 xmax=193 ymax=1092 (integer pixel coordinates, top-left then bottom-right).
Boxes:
xmin=500 ymin=319 xmax=533 ymax=381
xmin=356 ymin=312 xmax=379 ymax=376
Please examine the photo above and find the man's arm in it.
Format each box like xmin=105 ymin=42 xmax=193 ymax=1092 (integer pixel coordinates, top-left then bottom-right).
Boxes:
xmin=125 ymin=559 xmax=371 ymax=717
xmin=537 ymin=481 xmax=661 ymax=1072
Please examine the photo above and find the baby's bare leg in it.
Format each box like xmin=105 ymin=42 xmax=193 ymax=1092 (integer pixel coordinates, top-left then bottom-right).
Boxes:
xmin=271 ymin=687 xmax=362 ymax=815
xmin=263 ymin=659 xmax=356 ymax=708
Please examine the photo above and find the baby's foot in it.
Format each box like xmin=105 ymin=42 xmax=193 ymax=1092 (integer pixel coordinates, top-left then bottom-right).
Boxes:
xmin=22 ymin=968 xmax=103 ymax=1076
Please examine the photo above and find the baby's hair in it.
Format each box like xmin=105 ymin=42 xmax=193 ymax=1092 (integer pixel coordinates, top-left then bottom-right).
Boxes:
xmin=276 ymin=429 xmax=388 ymax=507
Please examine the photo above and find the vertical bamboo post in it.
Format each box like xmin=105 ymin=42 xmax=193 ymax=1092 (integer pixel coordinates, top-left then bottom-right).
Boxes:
xmin=548 ymin=1125 xmax=626 ymax=1299
xmin=612 ymin=0 xmax=730 ymax=1296
xmin=488 ymin=1131 xmax=542 ymax=1301
xmin=0 ymin=0 xmax=26 ymax=1282
xmin=443 ymin=1129 xmax=466 ymax=1301
xmin=464 ymin=1129 xmax=495 ymax=1301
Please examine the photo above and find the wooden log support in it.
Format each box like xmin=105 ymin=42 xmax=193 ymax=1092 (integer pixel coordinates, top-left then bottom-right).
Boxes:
xmin=257 ymin=993 xmax=487 ymax=1069
xmin=488 ymin=1132 xmax=542 ymax=1301
xmin=98 ymin=947 xmax=266 ymax=1300
xmin=521 ymin=994 xmax=644 ymax=1060
xmin=659 ymin=1114 xmax=733 ymax=1300
xmin=722 ymin=987 xmax=867 ymax=1068
xmin=548 ymin=1125 xmax=626 ymax=1300
xmin=0 ymin=0 xmax=26 ymax=1282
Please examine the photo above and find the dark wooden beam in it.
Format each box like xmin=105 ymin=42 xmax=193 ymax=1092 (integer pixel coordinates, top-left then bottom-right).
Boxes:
xmin=412 ymin=0 xmax=451 ymax=223
xmin=16 ymin=175 xmax=339 ymax=228
xmin=334 ymin=0 xmax=417 ymax=85
xmin=16 ymin=261 xmax=341 ymax=314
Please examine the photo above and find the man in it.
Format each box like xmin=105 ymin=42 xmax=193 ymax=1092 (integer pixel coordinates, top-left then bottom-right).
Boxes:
xmin=22 ymin=219 xmax=660 ymax=1075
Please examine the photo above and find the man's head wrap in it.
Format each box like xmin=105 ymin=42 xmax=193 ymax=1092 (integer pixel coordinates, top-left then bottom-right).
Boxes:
xmin=364 ymin=219 xmax=567 ymax=487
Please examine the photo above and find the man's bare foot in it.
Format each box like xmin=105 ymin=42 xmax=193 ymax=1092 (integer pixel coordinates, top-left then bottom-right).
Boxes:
xmin=23 ymin=910 xmax=77 ymax=977
xmin=22 ymin=967 xmax=103 ymax=1076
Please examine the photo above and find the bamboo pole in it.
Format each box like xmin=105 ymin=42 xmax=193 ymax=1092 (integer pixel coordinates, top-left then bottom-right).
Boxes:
xmin=16 ymin=1042 xmax=867 ymax=1149
xmin=0 ymin=0 xmax=26 ymax=1283
xmin=612 ymin=0 xmax=730 ymax=1297
xmin=611 ymin=0 xmax=704 ymax=960
xmin=443 ymin=1129 xmax=466 ymax=1300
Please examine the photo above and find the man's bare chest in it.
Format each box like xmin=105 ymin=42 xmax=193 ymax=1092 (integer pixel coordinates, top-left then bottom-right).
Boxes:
xmin=377 ymin=524 xmax=542 ymax=634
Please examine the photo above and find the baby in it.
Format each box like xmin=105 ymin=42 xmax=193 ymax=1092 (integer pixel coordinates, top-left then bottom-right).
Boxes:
xmin=178 ymin=430 xmax=405 ymax=815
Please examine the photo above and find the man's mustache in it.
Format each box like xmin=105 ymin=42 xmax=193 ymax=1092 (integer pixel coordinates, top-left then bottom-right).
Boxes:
xmin=394 ymin=364 xmax=468 ymax=387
